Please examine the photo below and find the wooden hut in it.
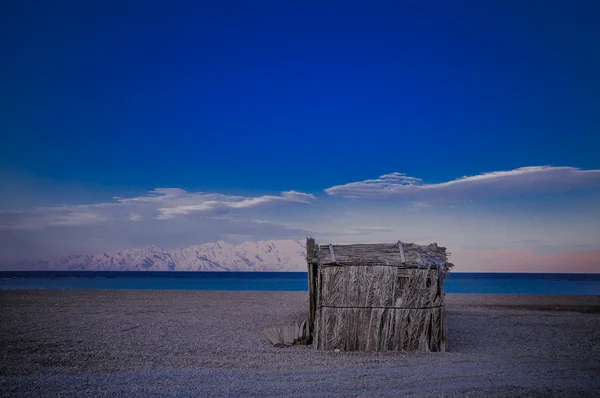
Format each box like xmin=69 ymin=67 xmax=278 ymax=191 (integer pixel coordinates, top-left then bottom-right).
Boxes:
xmin=306 ymin=238 xmax=453 ymax=352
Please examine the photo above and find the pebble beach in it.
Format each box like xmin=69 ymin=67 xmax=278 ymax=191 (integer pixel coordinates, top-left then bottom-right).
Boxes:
xmin=1 ymin=290 xmax=599 ymax=397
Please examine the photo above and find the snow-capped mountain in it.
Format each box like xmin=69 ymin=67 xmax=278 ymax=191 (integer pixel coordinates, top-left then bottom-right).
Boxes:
xmin=19 ymin=240 xmax=307 ymax=272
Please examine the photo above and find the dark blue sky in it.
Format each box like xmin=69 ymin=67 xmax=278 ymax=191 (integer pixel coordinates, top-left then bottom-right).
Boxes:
xmin=2 ymin=0 xmax=599 ymax=194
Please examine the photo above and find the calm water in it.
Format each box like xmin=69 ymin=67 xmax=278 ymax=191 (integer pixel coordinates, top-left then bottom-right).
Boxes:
xmin=0 ymin=271 xmax=599 ymax=294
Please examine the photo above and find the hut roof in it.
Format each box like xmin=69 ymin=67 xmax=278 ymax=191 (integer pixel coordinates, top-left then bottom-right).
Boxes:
xmin=312 ymin=241 xmax=453 ymax=275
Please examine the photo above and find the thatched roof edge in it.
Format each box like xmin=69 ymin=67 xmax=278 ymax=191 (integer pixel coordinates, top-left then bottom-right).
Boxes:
xmin=308 ymin=240 xmax=454 ymax=276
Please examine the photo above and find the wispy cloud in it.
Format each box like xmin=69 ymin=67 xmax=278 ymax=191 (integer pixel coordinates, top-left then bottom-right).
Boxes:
xmin=1 ymin=166 xmax=599 ymax=267
xmin=0 ymin=207 xmax=110 ymax=230
xmin=325 ymin=166 xmax=600 ymax=202
xmin=155 ymin=190 xmax=315 ymax=220
xmin=0 ymin=188 xmax=316 ymax=230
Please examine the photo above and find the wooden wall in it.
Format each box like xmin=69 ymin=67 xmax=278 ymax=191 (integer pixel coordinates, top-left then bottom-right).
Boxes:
xmin=314 ymin=266 xmax=446 ymax=352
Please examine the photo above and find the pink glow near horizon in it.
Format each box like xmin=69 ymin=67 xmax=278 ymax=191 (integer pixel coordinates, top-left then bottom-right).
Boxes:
xmin=450 ymin=248 xmax=600 ymax=273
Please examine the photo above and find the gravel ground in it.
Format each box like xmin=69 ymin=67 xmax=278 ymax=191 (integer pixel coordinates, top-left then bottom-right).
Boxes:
xmin=1 ymin=290 xmax=599 ymax=397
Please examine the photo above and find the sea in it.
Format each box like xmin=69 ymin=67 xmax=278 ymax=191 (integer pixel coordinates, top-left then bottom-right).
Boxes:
xmin=0 ymin=271 xmax=599 ymax=294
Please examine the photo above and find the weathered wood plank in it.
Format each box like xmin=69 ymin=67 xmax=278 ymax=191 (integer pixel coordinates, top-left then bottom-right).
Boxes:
xmin=299 ymin=320 xmax=307 ymax=344
xmin=319 ymin=267 xmax=443 ymax=309
xmin=329 ymin=244 xmax=336 ymax=262
xmin=293 ymin=321 xmax=300 ymax=343
xmin=307 ymin=238 xmax=318 ymax=342
xmin=263 ymin=327 xmax=284 ymax=348
xmin=398 ymin=241 xmax=406 ymax=263
xmin=316 ymin=242 xmax=452 ymax=275
xmin=282 ymin=326 xmax=295 ymax=346
xmin=315 ymin=307 xmax=446 ymax=352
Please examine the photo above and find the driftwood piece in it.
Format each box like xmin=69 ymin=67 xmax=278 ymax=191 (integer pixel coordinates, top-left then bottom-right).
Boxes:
xmin=282 ymin=326 xmax=295 ymax=346
xmin=293 ymin=322 xmax=300 ymax=343
xmin=263 ymin=328 xmax=284 ymax=348
xmin=299 ymin=320 xmax=307 ymax=344
xmin=264 ymin=319 xmax=311 ymax=347
xmin=398 ymin=241 xmax=406 ymax=263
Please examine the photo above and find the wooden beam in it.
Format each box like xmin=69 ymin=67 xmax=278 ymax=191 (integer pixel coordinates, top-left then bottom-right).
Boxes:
xmin=398 ymin=241 xmax=406 ymax=263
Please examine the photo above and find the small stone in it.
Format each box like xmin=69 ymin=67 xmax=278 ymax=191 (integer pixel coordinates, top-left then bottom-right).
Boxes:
xmin=334 ymin=349 xmax=340 ymax=352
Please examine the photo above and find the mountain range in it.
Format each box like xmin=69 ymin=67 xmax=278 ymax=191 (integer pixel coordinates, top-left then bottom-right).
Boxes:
xmin=16 ymin=240 xmax=307 ymax=272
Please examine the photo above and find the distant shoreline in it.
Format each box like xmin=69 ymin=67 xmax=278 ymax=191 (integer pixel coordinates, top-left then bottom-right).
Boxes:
xmin=1 ymin=271 xmax=599 ymax=295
